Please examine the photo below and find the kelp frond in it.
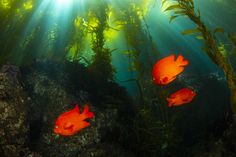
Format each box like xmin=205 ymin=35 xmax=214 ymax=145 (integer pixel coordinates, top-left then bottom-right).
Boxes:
xmin=163 ymin=0 xmax=236 ymax=115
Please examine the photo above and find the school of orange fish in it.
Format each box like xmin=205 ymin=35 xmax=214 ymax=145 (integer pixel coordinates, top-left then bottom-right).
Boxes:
xmin=54 ymin=54 xmax=196 ymax=136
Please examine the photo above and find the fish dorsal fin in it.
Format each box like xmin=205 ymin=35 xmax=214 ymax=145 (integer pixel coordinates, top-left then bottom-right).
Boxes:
xmin=165 ymin=54 xmax=175 ymax=60
xmin=163 ymin=54 xmax=175 ymax=63
xmin=74 ymin=104 xmax=80 ymax=114
xmin=170 ymin=54 xmax=176 ymax=60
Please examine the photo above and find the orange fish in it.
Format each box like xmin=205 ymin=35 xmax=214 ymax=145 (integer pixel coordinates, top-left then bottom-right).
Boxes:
xmin=54 ymin=104 xmax=94 ymax=136
xmin=152 ymin=54 xmax=189 ymax=85
xmin=166 ymin=88 xmax=196 ymax=107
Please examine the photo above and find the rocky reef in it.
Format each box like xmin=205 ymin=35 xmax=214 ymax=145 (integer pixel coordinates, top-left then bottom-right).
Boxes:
xmin=0 ymin=66 xmax=29 ymax=156
xmin=1 ymin=61 xmax=236 ymax=157
xmin=192 ymin=120 xmax=236 ymax=157
xmin=0 ymin=61 xmax=135 ymax=157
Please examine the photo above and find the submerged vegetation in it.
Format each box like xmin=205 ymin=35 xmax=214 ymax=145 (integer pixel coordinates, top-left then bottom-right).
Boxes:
xmin=162 ymin=0 xmax=236 ymax=116
xmin=88 ymin=1 xmax=114 ymax=81
xmin=0 ymin=0 xmax=236 ymax=157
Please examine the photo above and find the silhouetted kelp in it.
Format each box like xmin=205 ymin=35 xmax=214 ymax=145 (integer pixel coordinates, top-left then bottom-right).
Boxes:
xmin=121 ymin=0 xmax=160 ymax=104
xmin=89 ymin=11 xmax=114 ymax=81
xmin=163 ymin=0 xmax=236 ymax=117
xmin=110 ymin=1 xmax=182 ymax=156
xmin=0 ymin=0 xmax=235 ymax=157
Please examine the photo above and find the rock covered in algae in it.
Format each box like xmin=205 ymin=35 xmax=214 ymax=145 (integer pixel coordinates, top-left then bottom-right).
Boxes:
xmin=0 ymin=68 xmax=29 ymax=157
xmin=24 ymin=69 xmax=112 ymax=156
xmin=21 ymin=60 xmax=134 ymax=157
xmin=192 ymin=120 xmax=236 ymax=157
xmin=79 ymin=143 xmax=135 ymax=157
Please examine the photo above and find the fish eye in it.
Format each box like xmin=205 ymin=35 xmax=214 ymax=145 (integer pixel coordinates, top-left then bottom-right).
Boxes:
xmin=55 ymin=125 xmax=58 ymax=129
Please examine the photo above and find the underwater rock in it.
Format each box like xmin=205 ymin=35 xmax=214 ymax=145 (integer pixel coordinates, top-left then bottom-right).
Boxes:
xmin=37 ymin=109 xmax=119 ymax=157
xmin=79 ymin=143 xmax=135 ymax=157
xmin=0 ymin=73 xmax=12 ymax=99
xmin=192 ymin=120 xmax=236 ymax=157
xmin=25 ymin=152 xmax=43 ymax=157
xmin=0 ymin=62 xmax=20 ymax=84
xmin=0 ymin=70 xmax=29 ymax=157
xmin=23 ymin=59 xmax=135 ymax=157
xmin=23 ymin=72 xmax=108 ymax=157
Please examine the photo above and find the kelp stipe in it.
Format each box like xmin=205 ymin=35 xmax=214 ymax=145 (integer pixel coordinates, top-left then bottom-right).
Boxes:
xmin=163 ymin=0 xmax=236 ymax=117
xmin=86 ymin=0 xmax=114 ymax=82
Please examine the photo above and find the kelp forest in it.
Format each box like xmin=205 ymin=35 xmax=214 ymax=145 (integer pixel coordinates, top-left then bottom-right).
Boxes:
xmin=0 ymin=0 xmax=236 ymax=157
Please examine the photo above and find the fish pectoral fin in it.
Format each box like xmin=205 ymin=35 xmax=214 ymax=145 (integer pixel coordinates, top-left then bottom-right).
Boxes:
xmin=64 ymin=124 xmax=74 ymax=132
xmin=162 ymin=77 xmax=168 ymax=83
xmin=63 ymin=122 xmax=73 ymax=129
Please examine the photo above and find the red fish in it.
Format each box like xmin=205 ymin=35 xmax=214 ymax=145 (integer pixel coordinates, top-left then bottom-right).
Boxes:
xmin=54 ymin=104 xmax=94 ymax=136
xmin=167 ymin=88 xmax=196 ymax=107
xmin=152 ymin=54 xmax=189 ymax=85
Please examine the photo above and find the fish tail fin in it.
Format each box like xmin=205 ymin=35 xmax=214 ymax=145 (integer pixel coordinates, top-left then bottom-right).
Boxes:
xmin=176 ymin=55 xmax=189 ymax=66
xmin=82 ymin=104 xmax=94 ymax=119
xmin=166 ymin=98 xmax=173 ymax=107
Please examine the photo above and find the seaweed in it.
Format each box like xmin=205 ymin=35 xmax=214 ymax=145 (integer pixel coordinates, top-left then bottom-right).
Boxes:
xmin=111 ymin=1 xmax=181 ymax=156
xmin=0 ymin=0 xmax=38 ymax=65
xmin=85 ymin=0 xmax=115 ymax=82
xmin=163 ymin=0 xmax=236 ymax=117
xmin=227 ymin=33 xmax=236 ymax=75
xmin=65 ymin=16 xmax=88 ymax=62
xmin=114 ymin=0 xmax=160 ymax=104
xmin=129 ymin=105 xmax=180 ymax=157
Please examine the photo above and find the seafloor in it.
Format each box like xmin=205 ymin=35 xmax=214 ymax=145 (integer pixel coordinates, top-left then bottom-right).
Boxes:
xmin=0 ymin=60 xmax=236 ymax=157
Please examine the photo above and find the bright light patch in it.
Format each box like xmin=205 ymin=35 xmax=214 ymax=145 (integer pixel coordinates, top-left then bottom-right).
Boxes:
xmin=53 ymin=0 xmax=79 ymax=14
xmin=161 ymin=1 xmax=177 ymax=13
xmin=56 ymin=0 xmax=73 ymax=6
xmin=1 ymin=0 xmax=11 ymax=9
xmin=23 ymin=0 xmax=33 ymax=10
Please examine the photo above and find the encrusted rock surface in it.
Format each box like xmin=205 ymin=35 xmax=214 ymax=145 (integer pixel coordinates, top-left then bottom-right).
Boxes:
xmin=22 ymin=61 xmax=134 ymax=157
xmin=0 ymin=61 xmax=134 ymax=157
xmin=0 ymin=70 xmax=29 ymax=157
xmin=79 ymin=143 xmax=135 ymax=157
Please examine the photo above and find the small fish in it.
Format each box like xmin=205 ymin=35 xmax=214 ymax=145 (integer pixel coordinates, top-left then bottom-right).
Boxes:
xmin=54 ymin=104 xmax=94 ymax=136
xmin=152 ymin=54 xmax=189 ymax=85
xmin=167 ymin=88 xmax=196 ymax=107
